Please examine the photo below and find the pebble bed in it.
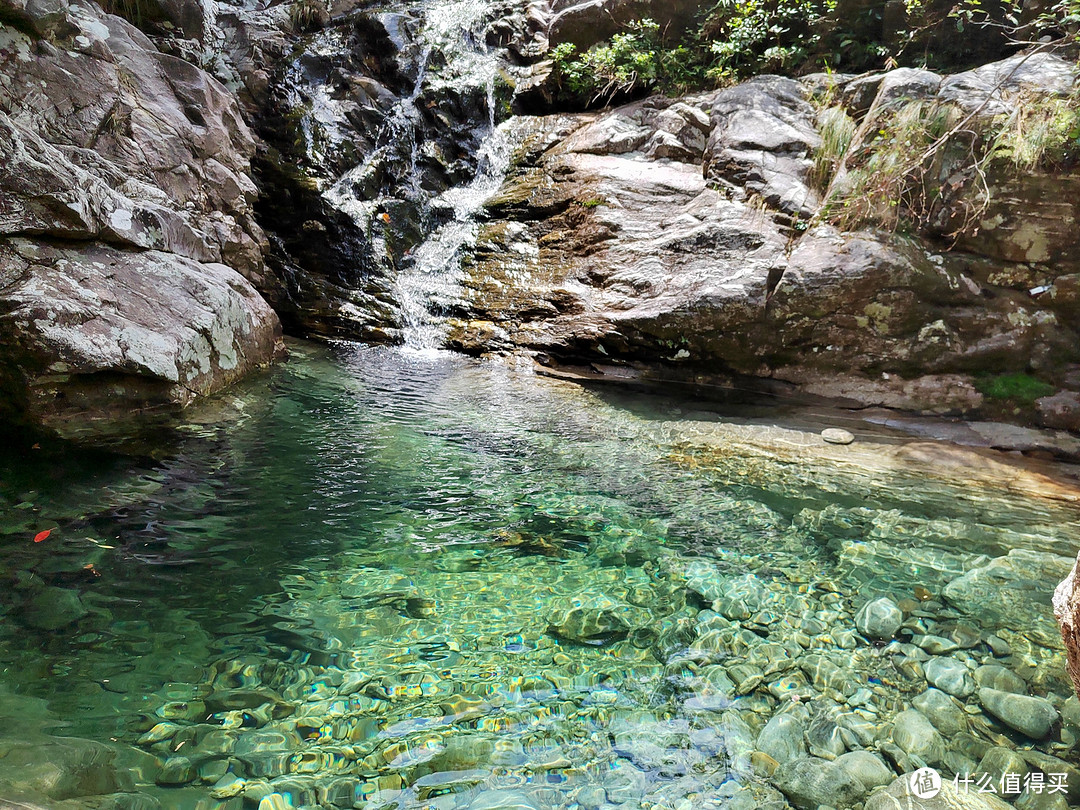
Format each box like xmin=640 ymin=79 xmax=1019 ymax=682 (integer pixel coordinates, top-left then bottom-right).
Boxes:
xmin=0 ymin=344 xmax=1076 ymax=810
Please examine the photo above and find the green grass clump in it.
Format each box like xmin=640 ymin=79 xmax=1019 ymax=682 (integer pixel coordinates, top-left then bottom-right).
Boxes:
xmin=975 ymin=373 xmax=1054 ymax=404
xmin=818 ymin=100 xmax=957 ymax=231
xmin=992 ymin=92 xmax=1080 ymax=172
xmin=811 ymin=89 xmax=1080 ymax=234
xmin=810 ymin=105 xmax=857 ymax=191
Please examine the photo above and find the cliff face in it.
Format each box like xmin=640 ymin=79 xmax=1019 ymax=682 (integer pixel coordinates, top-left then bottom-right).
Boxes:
xmin=0 ymin=0 xmax=284 ymax=442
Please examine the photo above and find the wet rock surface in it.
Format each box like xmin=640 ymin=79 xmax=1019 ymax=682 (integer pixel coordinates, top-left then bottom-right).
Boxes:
xmin=1055 ymin=552 xmax=1080 ymax=700
xmin=0 ymin=239 xmax=284 ymax=442
xmin=234 ymin=0 xmax=533 ymax=342
xmin=453 ymin=53 xmax=1080 ymax=433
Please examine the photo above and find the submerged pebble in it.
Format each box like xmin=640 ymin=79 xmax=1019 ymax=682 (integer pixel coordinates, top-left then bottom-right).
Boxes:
xmin=978 ymin=688 xmax=1060 ymax=740
xmin=854 ymin=597 xmax=903 ymax=641
xmin=925 ymin=656 xmax=976 ymax=698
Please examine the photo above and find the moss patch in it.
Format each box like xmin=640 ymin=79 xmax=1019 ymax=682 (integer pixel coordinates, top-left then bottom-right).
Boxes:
xmin=974 ymin=373 xmax=1054 ymax=404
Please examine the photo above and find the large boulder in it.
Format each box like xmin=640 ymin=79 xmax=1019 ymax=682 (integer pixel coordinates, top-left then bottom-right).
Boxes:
xmin=0 ymin=240 xmax=283 ymax=440
xmin=452 ymin=56 xmax=1080 ymax=429
xmin=0 ymin=0 xmax=268 ymax=277
xmin=920 ymin=54 xmax=1080 ymax=274
xmin=0 ymin=0 xmax=284 ymax=437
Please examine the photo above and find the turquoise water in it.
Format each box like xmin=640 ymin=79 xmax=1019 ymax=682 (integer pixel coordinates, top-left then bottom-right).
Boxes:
xmin=0 ymin=342 xmax=1077 ymax=809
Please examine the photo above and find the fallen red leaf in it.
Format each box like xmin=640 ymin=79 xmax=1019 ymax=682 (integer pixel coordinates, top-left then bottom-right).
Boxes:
xmin=33 ymin=529 xmax=51 ymax=543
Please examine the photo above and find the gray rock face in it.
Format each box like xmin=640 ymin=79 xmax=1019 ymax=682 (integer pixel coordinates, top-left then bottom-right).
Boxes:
xmin=455 ymin=116 xmax=791 ymax=368
xmin=1039 ymin=391 xmax=1080 ymax=433
xmin=0 ymin=1 xmax=266 ymax=275
xmin=840 ymin=67 xmax=942 ymax=115
xmin=926 ymin=54 xmax=1080 ymax=275
xmin=0 ymin=0 xmax=284 ymax=438
xmin=546 ymin=0 xmax=699 ymax=52
xmin=937 ymin=52 xmax=1078 ymax=116
xmin=704 ymin=76 xmax=821 ymax=219
xmin=978 ymin=687 xmax=1059 ymax=740
xmin=0 ymin=240 xmax=284 ymax=440
xmin=854 ymin=597 xmax=903 ymax=641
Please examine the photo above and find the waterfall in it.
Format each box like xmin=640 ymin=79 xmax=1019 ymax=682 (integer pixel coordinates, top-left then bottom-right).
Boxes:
xmin=393 ymin=121 xmax=512 ymax=350
xmin=318 ymin=0 xmax=517 ymax=352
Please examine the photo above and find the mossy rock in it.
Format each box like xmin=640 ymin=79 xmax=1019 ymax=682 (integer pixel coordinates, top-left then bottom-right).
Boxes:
xmin=975 ymin=373 xmax=1054 ymax=404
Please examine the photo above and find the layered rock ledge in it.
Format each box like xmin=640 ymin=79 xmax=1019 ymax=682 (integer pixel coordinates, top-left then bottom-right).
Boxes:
xmin=450 ymin=55 xmax=1080 ymax=435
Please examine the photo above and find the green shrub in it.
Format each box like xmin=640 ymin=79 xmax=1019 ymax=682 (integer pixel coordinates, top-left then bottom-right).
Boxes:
xmin=550 ymin=20 xmax=707 ymax=106
xmin=702 ymin=0 xmax=831 ymax=77
xmin=547 ymin=1 xmax=1080 ymax=111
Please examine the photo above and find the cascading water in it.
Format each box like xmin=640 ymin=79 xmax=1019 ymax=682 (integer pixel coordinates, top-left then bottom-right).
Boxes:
xmin=392 ymin=123 xmax=512 ymax=350
xmin=321 ymin=0 xmax=519 ymax=351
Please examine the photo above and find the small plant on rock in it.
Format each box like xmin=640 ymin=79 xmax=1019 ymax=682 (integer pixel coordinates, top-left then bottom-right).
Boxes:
xmin=550 ymin=19 xmax=708 ymax=107
xmin=289 ymin=0 xmax=328 ymax=33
